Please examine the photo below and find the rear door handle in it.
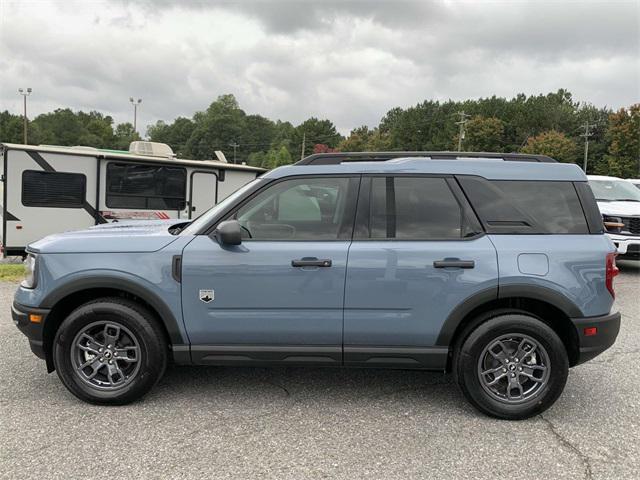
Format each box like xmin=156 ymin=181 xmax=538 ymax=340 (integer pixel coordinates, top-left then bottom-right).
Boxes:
xmin=433 ymin=259 xmax=475 ymax=269
xmin=292 ymin=257 xmax=332 ymax=267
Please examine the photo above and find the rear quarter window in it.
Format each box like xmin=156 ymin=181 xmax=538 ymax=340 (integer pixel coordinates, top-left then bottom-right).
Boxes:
xmin=458 ymin=177 xmax=589 ymax=234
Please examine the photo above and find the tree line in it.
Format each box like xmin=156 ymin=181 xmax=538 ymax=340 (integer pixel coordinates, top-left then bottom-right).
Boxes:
xmin=0 ymin=90 xmax=637 ymax=177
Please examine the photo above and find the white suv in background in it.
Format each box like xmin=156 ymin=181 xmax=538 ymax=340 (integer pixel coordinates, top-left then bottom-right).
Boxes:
xmin=588 ymin=175 xmax=640 ymax=259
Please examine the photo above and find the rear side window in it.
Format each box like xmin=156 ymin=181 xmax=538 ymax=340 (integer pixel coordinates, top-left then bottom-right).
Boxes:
xmin=22 ymin=170 xmax=86 ymax=208
xmin=106 ymin=163 xmax=186 ymax=210
xmin=364 ymin=176 xmax=479 ymax=240
xmin=458 ymin=177 xmax=589 ymax=234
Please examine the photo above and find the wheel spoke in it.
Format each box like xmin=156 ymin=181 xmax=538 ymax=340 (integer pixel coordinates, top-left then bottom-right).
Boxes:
xmin=76 ymin=333 xmax=102 ymax=355
xmin=485 ymin=371 xmax=508 ymax=387
xmin=506 ymin=375 xmax=523 ymax=399
xmin=106 ymin=362 xmax=126 ymax=386
xmin=488 ymin=340 xmax=509 ymax=363
xmin=519 ymin=371 xmax=545 ymax=383
xmin=103 ymin=323 xmax=121 ymax=347
xmin=114 ymin=346 xmax=139 ymax=363
xmin=515 ymin=339 xmax=537 ymax=361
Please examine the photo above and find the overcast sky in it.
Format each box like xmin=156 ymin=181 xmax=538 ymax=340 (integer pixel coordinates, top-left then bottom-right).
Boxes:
xmin=1 ymin=0 xmax=638 ymax=135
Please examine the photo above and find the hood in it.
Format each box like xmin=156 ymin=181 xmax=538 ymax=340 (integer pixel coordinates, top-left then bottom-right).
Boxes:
xmin=28 ymin=219 xmax=187 ymax=254
xmin=596 ymin=201 xmax=640 ymax=217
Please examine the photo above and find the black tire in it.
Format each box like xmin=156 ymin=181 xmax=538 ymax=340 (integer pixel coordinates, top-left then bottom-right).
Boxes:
xmin=455 ymin=312 xmax=569 ymax=420
xmin=53 ymin=297 xmax=167 ymax=405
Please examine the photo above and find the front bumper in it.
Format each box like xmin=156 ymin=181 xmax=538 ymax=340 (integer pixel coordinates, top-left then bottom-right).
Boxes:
xmin=12 ymin=301 xmax=50 ymax=360
xmin=607 ymin=233 xmax=640 ymax=257
xmin=571 ymin=311 xmax=621 ymax=365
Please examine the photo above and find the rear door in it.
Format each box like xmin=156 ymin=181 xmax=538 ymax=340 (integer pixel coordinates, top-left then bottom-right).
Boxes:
xmin=343 ymin=175 xmax=498 ymax=368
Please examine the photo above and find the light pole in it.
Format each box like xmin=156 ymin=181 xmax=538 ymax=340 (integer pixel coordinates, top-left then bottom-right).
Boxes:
xmin=129 ymin=97 xmax=142 ymax=134
xmin=18 ymin=88 xmax=32 ymax=144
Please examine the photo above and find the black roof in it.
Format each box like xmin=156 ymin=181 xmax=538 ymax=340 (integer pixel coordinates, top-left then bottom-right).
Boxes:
xmin=296 ymin=151 xmax=557 ymax=165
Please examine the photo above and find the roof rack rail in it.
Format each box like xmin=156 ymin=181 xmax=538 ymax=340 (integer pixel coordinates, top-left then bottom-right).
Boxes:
xmin=295 ymin=151 xmax=557 ymax=165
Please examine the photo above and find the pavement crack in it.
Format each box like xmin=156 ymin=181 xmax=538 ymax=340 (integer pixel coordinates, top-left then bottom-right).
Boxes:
xmin=263 ymin=378 xmax=291 ymax=397
xmin=540 ymin=415 xmax=593 ymax=480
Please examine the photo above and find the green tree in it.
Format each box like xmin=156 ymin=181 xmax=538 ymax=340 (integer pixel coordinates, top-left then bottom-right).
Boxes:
xmin=521 ymin=130 xmax=578 ymax=163
xmin=458 ymin=116 xmax=505 ymax=152
xmin=294 ymin=118 xmax=342 ymax=157
xmin=263 ymin=145 xmax=292 ymax=168
xmin=147 ymin=117 xmax=195 ymax=157
xmin=113 ymin=123 xmax=141 ymax=150
xmin=338 ymin=126 xmax=373 ymax=151
xmin=0 ymin=111 xmax=24 ymax=143
xmin=598 ymin=104 xmax=640 ymax=178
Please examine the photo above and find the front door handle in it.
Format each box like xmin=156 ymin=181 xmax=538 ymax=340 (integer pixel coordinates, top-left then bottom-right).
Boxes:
xmin=292 ymin=257 xmax=332 ymax=267
xmin=433 ymin=259 xmax=475 ymax=269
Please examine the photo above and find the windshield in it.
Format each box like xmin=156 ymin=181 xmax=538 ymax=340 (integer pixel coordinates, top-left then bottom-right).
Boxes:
xmin=180 ymin=178 xmax=265 ymax=235
xmin=589 ymin=179 xmax=640 ymax=202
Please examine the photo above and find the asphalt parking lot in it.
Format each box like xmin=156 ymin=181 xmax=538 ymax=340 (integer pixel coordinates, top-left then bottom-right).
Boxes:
xmin=1 ymin=262 xmax=638 ymax=480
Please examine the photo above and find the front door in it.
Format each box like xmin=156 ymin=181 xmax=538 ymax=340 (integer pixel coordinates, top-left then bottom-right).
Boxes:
xmin=344 ymin=175 xmax=498 ymax=368
xmin=181 ymin=175 xmax=360 ymax=365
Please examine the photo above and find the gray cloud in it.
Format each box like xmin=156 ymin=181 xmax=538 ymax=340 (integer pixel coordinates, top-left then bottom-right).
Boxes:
xmin=1 ymin=0 xmax=638 ymax=137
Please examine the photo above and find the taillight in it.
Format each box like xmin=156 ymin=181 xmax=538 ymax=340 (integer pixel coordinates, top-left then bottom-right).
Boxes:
xmin=606 ymin=252 xmax=619 ymax=298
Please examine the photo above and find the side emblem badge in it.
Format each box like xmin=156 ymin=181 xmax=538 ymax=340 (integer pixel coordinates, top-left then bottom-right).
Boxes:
xmin=199 ymin=289 xmax=214 ymax=303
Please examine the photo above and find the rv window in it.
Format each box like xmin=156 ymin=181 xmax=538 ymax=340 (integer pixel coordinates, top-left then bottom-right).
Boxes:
xmin=22 ymin=170 xmax=86 ymax=208
xmin=106 ymin=163 xmax=186 ymax=210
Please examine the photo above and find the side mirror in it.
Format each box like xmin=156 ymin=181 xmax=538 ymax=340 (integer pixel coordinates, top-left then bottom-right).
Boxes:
xmin=215 ymin=220 xmax=242 ymax=246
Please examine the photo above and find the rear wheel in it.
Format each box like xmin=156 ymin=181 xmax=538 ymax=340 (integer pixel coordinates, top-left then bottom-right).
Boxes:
xmin=455 ymin=313 xmax=568 ymax=420
xmin=53 ymin=298 xmax=167 ymax=404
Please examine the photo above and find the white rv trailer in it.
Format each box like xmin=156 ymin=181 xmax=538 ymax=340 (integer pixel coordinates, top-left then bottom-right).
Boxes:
xmin=0 ymin=142 xmax=264 ymax=257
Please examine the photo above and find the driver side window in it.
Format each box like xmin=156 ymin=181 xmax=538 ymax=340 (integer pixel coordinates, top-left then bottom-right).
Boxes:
xmin=234 ymin=177 xmax=354 ymax=240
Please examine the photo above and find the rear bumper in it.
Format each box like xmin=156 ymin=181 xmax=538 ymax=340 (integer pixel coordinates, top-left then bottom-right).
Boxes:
xmin=571 ymin=311 xmax=621 ymax=365
xmin=12 ymin=301 xmax=50 ymax=360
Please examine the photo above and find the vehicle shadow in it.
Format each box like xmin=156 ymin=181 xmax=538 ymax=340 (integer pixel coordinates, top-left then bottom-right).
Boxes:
xmin=617 ymin=259 xmax=640 ymax=275
xmin=151 ymin=363 xmax=470 ymax=414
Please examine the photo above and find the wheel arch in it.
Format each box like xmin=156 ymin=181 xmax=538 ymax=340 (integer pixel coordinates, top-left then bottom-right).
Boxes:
xmin=438 ymin=286 xmax=581 ymax=369
xmin=40 ymin=278 xmax=188 ymax=372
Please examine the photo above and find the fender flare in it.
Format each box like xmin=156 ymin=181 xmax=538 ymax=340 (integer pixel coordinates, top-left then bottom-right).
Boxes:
xmin=40 ymin=275 xmax=187 ymax=346
xmin=435 ymin=284 xmax=583 ymax=346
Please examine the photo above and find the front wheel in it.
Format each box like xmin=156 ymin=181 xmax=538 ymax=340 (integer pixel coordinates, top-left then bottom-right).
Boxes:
xmin=53 ymin=298 xmax=167 ymax=405
xmin=455 ymin=313 xmax=569 ymax=420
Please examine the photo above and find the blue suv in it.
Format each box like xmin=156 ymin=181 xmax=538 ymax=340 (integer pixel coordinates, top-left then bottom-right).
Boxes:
xmin=12 ymin=152 xmax=621 ymax=419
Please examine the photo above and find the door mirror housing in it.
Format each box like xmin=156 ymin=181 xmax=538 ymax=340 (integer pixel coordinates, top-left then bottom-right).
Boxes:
xmin=215 ymin=220 xmax=242 ymax=246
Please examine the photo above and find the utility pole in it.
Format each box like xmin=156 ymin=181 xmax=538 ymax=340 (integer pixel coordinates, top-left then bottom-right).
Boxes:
xmin=455 ymin=111 xmax=470 ymax=152
xmin=18 ymin=88 xmax=32 ymax=144
xmin=129 ymin=97 xmax=142 ymax=134
xmin=228 ymin=141 xmax=239 ymax=163
xmin=580 ymin=121 xmax=597 ymax=172
xmin=300 ymin=132 xmax=306 ymax=160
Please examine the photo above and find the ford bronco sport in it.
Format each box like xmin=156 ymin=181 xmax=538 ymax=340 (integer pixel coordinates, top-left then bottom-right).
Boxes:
xmin=13 ymin=152 xmax=621 ymax=419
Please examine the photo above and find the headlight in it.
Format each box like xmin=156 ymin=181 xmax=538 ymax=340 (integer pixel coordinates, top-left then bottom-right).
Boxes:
xmin=21 ymin=254 xmax=37 ymax=289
